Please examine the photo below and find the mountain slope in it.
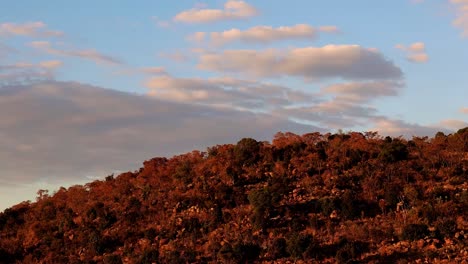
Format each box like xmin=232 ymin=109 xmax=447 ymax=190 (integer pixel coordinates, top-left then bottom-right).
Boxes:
xmin=1 ymin=129 xmax=468 ymax=263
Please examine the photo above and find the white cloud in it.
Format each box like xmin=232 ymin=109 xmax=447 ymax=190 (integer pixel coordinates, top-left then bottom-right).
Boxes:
xmin=0 ymin=21 xmax=63 ymax=37
xmin=198 ymin=45 xmax=402 ymax=80
xmin=30 ymin=41 xmax=122 ymax=65
xmin=174 ymin=0 xmax=258 ymax=23
xmin=191 ymin=24 xmax=340 ymax=46
xmin=145 ymin=75 xmax=317 ymax=109
xmin=450 ymin=0 xmax=468 ymax=37
xmin=395 ymin=42 xmax=429 ymax=63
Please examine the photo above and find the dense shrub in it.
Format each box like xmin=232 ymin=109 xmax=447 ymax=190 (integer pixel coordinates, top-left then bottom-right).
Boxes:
xmin=435 ymin=217 xmax=457 ymax=238
xmin=286 ymin=233 xmax=312 ymax=259
xmin=401 ymin=223 xmax=429 ymax=241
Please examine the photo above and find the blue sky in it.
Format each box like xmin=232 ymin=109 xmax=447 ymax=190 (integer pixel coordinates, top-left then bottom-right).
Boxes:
xmin=1 ymin=0 xmax=467 ymax=210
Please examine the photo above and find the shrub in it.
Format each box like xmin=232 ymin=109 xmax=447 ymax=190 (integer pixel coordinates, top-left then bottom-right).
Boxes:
xmin=435 ymin=217 xmax=457 ymax=238
xmin=233 ymin=242 xmax=261 ymax=263
xmin=379 ymin=139 xmax=408 ymax=163
xmin=401 ymin=223 xmax=429 ymax=241
xmin=234 ymin=138 xmax=261 ymax=166
xmin=335 ymin=241 xmax=368 ymax=264
xmin=269 ymin=238 xmax=288 ymax=259
xmin=286 ymin=233 xmax=312 ymax=259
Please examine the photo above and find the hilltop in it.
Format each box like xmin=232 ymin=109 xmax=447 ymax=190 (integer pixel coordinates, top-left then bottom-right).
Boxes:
xmin=1 ymin=129 xmax=468 ymax=263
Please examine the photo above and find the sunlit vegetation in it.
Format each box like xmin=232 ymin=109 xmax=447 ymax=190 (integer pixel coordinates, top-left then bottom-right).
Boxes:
xmin=1 ymin=128 xmax=468 ymax=263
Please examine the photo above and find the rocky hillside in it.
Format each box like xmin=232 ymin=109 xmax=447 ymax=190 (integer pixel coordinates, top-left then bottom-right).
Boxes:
xmin=1 ymin=129 xmax=468 ymax=263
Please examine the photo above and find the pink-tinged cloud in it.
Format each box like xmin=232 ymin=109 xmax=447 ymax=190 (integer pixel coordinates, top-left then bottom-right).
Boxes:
xmin=450 ymin=0 xmax=468 ymax=37
xmin=0 ymin=61 xmax=61 ymax=86
xmin=29 ymin=41 xmax=122 ymax=65
xmin=461 ymin=107 xmax=468 ymax=114
xmin=395 ymin=42 xmax=429 ymax=63
xmin=174 ymin=0 xmax=258 ymax=23
xmin=145 ymin=75 xmax=316 ymax=109
xmin=198 ymin=45 xmax=402 ymax=80
xmin=0 ymin=80 xmax=317 ymax=187
xmin=39 ymin=60 xmax=63 ymax=69
xmin=322 ymin=81 xmax=403 ymax=103
xmin=191 ymin=24 xmax=340 ymax=46
xmin=0 ymin=21 xmax=63 ymax=37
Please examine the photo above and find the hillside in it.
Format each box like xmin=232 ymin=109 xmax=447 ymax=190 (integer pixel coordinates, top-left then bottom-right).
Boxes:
xmin=1 ymin=129 xmax=468 ymax=263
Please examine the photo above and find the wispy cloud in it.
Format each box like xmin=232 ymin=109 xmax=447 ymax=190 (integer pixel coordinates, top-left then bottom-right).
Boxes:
xmin=190 ymin=24 xmax=340 ymax=46
xmin=29 ymin=41 xmax=122 ymax=65
xmin=395 ymin=42 xmax=429 ymax=63
xmin=450 ymin=0 xmax=468 ymax=37
xmin=145 ymin=75 xmax=317 ymax=109
xmin=174 ymin=0 xmax=258 ymax=23
xmin=321 ymin=81 xmax=403 ymax=103
xmin=0 ymin=21 xmax=63 ymax=37
xmin=0 ymin=61 xmax=62 ymax=86
xmin=460 ymin=107 xmax=468 ymax=114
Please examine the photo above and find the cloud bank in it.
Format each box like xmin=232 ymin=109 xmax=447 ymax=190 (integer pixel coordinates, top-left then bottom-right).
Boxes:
xmin=198 ymin=45 xmax=403 ymax=80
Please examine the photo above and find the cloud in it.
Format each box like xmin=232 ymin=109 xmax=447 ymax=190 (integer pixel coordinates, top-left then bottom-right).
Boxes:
xmin=437 ymin=119 xmax=468 ymax=129
xmin=191 ymin=24 xmax=340 ymax=46
xmin=141 ymin=67 xmax=168 ymax=75
xmin=0 ymin=21 xmax=63 ymax=37
xmin=450 ymin=0 xmax=468 ymax=37
xmin=159 ymin=50 xmax=191 ymax=62
xmin=174 ymin=0 xmax=258 ymax=23
xmin=395 ymin=42 xmax=429 ymax=63
xmin=0 ymin=42 xmax=16 ymax=59
xmin=39 ymin=60 xmax=63 ymax=69
xmin=0 ymin=81 xmax=318 ymax=188
xmin=151 ymin=16 xmax=171 ymax=28
xmin=371 ymin=117 xmax=467 ymax=137
xmin=145 ymin=75 xmax=317 ymax=109
xmin=371 ymin=118 xmax=443 ymax=137
xmin=198 ymin=45 xmax=402 ymax=80
xmin=460 ymin=107 xmax=468 ymax=114
xmin=0 ymin=61 xmax=61 ymax=86
xmin=30 ymin=41 xmax=122 ymax=65
xmin=322 ymin=81 xmax=403 ymax=103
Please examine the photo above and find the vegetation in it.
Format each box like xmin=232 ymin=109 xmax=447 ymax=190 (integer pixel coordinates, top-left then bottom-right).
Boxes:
xmin=1 ymin=129 xmax=468 ymax=263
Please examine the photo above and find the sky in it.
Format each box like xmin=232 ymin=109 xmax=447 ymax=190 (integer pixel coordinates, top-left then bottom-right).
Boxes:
xmin=0 ymin=0 xmax=467 ymax=211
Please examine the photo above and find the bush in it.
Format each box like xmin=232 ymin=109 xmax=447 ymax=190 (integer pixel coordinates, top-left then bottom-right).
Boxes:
xmin=269 ymin=238 xmax=288 ymax=259
xmin=435 ymin=217 xmax=457 ymax=238
xmin=401 ymin=223 xmax=429 ymax=241
xmin=333 ymin=239 xmax=369 ymax=264
xmin=233 ymin=242 xmax=261 ymax=263
xmin=234 ymin=138 xmax=261 ymax=166
xmin=248 ymin=187 xmax=280 ymax=230
xmin=286 ymin=233 xmax=312 ymax=259
xmin=379 ymin=139 xmax=408 ymax=163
